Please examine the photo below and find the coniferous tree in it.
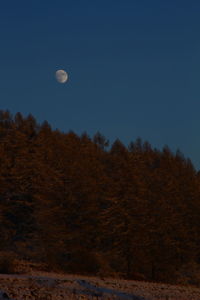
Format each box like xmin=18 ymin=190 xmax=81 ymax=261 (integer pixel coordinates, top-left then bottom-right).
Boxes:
xmin=0 ymin=110 xmax=199 ymax=283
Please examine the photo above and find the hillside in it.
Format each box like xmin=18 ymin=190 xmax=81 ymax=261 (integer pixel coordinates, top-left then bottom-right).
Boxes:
xmin=0 ymin=110 xmax=200 ymax=286
xmin=0 ymin=272 xmax=200 ymax=300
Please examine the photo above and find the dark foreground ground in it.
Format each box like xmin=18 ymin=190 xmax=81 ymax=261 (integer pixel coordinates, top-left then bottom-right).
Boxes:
xmin=0 ymin=272 xmax=200 ymax=300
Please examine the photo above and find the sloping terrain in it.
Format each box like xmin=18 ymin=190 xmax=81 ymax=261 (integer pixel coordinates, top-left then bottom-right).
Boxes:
xmin=0 ymin=272 xmax=200 ymax=299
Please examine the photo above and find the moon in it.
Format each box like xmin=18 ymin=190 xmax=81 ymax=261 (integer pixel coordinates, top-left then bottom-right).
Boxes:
xmin=55 ymin=69 xmax=68 ymax=83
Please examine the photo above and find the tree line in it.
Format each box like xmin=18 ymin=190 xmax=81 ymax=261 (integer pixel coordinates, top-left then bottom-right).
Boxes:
xmin=0 ymin=109 xmax=200 ymax=285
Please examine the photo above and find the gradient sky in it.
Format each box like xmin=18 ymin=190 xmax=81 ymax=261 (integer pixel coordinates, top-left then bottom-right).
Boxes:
xmin=0 ymin=1 xmax=200 ymax=168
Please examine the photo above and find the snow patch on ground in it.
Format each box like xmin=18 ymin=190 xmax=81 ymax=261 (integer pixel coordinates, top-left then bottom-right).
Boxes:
xmin=0 ymin=272 xmax=200 ymax=299
xmin=77 ymin=279 xmax=145 ymax=299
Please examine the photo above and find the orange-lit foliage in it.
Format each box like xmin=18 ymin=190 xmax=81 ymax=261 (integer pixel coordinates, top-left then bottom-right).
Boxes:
xmin=0 ymin=110 xmax=199 ymax=284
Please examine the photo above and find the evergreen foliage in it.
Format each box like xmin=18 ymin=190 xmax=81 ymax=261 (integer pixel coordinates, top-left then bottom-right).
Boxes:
xmin=0 ymin=110 xmax=200 ymax=284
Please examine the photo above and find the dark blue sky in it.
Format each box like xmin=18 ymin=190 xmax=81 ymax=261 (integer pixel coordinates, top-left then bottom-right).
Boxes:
xmin=1 ymin=1 xmax=200 ymax=168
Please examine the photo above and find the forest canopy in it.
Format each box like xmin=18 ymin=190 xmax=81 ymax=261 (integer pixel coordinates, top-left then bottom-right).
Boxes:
xmin=0 ymin=110 xmax=200 ymax=285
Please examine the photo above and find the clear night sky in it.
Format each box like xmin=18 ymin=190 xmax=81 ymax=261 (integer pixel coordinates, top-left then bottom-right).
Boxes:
xmin=1 ymin=1 xmax=200 ymax=168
